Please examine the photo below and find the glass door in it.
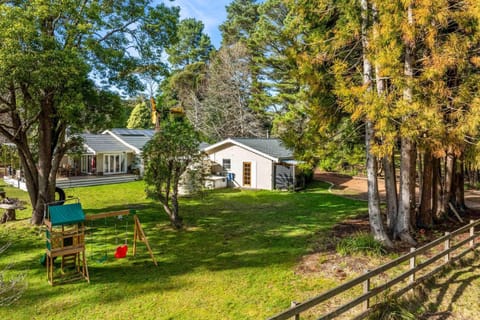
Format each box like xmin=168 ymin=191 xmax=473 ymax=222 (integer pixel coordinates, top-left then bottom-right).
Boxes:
xmin=243 ymin=162 xmax=251 ymax=186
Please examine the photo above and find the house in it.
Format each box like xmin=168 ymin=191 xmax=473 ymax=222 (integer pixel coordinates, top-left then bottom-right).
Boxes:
xmin=65 ymin=129 xmax=155 ymax=177
xmin=101 ymin=128 xmax=155 ymax=175
xmin=203 ymin=138 xmax=304 ymax=191
xmin=4 ymin=129 xmax=156 ymax=190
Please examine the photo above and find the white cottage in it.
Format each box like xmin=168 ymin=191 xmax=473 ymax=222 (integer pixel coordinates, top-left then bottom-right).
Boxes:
xmin=203 ymin=138 xmax=304 ymax=191
xmin=78 ymin=129 xmax=154 ymax=176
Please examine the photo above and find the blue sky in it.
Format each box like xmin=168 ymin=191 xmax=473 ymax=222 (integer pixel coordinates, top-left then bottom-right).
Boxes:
xmin=162 ymin=0 xmax=233 ymax=48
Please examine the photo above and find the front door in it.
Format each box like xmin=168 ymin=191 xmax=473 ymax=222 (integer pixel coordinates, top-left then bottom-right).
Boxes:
xmin=243 ymin=162 xmax=251 ymax=187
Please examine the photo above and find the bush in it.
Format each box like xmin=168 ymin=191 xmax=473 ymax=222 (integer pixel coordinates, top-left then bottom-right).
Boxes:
xmin=336 ymin=232 xmax=385 ymax=256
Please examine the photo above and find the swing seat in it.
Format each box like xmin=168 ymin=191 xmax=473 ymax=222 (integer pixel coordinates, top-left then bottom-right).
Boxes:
xmin=114 ymin=245 xmax=128 ymax=258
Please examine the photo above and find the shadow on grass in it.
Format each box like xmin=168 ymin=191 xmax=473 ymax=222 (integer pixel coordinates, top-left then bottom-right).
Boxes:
xmin=369 ymin=256 xmax=480 ymax=319
xmin=1 ymin=181 xmax=367 ymax=314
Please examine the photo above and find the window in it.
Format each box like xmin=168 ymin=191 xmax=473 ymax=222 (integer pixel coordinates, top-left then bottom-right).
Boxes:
xmin=243 ymin=162 xmax=251 ymax=186
xmin=222 ymin=159 xmax=231 ymax=170
xmin=103 ymin=153 xmax=126 ymax=174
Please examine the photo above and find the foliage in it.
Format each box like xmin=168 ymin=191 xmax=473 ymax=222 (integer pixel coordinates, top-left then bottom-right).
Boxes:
xmin=0 ymin=0 xmax=179 ymax=224
xmin=127 ymin=101 xmax=153 ymax=129
xmin=368 ymin=298 xmax=419 ymax=320
xmin=219 ymin=0 xmax=260 ymax=47
xmin=166 ymin=18 xmax=214 ymax=70
xmin=143 ymin=119 xmax=202 ymax=228
xmin=159 ymin=17 xmax=213 ymax=134
xmin=203 ymin=42 xmax=266 ymax=139
xmin=336 ymin=232 xmax=385 ymax=256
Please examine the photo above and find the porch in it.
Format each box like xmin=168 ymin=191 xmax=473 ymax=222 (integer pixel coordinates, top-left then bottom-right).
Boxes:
xmin=4 ymin=173 xmax=139 ymax=191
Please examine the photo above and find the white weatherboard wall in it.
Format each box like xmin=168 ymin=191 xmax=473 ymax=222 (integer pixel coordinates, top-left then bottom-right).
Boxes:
xmin=208 ymin=144 xmax=274 ymax=190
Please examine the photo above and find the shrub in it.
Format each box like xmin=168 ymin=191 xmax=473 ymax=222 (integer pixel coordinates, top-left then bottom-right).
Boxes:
xmin=336 ymin=232 xmax=385 ymax=256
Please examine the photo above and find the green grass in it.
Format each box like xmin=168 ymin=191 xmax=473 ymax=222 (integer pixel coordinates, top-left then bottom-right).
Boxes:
xmin=336 ymin=232 xmax=385 ymax=256
xmin=0 ymin=181 xmax=367 ymax=319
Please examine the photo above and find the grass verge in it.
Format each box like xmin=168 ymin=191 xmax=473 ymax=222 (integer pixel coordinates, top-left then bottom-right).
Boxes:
xmin=0 ymin=181 xmax=366 ymax=319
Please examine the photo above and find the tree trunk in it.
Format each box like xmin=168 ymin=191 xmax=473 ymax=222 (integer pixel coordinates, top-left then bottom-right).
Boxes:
xmin=374 ymin=4 xmax=397 ymax=236
xmin=418 ymin=148 xmax=433 ymax=228
xmin=433 ymin=157 xmax=444 ymax=220
xmin=454 ymin=156 xmax=466 ymax=211
xmin=170 ymin=169 xmax=183 ymax=229
xmin=366 ymin=122 xmax=393 ymax=248
xmin=362 ymin=0 xmax=393 ymax=248
xmin=383 ymin=154 xmax=397 ymax=233
xmin=395 ymin=1 xmax=416 ymax=246
xmin=409 ymin=143 xmax=417 ymax=227
xmin=443 ymin=148 xmax=455 ymax=215
xmin=396 ymin=137 xmax=417 ymax=245
xmin=0 ymin=209 xmax=16 ymax=223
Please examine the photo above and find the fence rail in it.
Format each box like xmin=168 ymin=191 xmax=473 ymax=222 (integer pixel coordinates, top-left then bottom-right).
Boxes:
xmin=268 ymin=219 xmax=480 ymax=320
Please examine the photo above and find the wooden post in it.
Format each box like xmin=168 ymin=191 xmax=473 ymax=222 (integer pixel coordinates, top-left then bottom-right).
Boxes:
xmin=133 ymin=215 xmax=158 ymax=266
xmin=444 ymin=232 xmax=450 ymax=264
xmin=363 ymin=270 xmax=370 ymax=311
xmin=470 ymin=220 xmax=475 ymax=249
xmin=290 ymin=301 xmax=300 ymax=320
xmin=409 ymin=247 xmax=416 ymax=293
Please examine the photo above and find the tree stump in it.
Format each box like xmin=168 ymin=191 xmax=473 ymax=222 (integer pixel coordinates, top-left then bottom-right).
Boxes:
xmin=0 ymin=209 xmax=16 ymax=223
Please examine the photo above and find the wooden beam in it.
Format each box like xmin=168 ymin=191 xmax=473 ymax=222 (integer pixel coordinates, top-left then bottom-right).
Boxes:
xmin=85 ymin=209 xmax=130 ymax=221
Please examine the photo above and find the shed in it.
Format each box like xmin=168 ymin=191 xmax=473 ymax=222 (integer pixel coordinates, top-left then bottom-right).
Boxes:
xmin=203 ymin=138 xmax=305 ymax=191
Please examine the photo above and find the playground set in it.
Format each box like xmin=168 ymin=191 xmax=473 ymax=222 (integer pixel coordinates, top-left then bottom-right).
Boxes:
xmin=43 ymin=200 xmax=157 ymax=286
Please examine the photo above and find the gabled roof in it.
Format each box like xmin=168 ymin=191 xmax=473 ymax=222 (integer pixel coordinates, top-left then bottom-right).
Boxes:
xmin=104 ymin=128 xmax=155 ymax=153
xmin=203 ymin=138 xmax=294 ymax=162
xmin=81 ymin=133 xmax=134 ymax=154
xmin=109 ymin=128 xmax=155 ymax=137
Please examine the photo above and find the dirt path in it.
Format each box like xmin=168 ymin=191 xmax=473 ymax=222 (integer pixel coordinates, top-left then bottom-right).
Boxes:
xmin=315 ymin=170 xmax=480 ymax=210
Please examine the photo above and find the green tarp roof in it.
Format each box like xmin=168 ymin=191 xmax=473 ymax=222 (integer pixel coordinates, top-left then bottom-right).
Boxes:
xmin=48 ymin=203 xmax=85 ymax=226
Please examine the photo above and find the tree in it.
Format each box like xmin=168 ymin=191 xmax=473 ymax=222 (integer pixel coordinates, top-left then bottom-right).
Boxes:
xmin=0 ymin=1 xmax=179 ymax=224
xmin=143 ymin=119 xmax=202 ymax=229
xmin=127 ymin=101 xmax=153 ymax=129
xmin=220 ymin=0 xmax=260 ymax=47
xmin=219 ymin=0 xmax=267 ymax=121
xmin=166 ymin=18 xmax=213 ymax=70
xmin=160 ymin=18 xmax=213 ymax=131
xmin=203 ymin=42 xmax=265 ymax=139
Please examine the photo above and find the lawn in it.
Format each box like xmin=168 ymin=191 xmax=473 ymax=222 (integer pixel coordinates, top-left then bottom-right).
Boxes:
xmin=0 ymin=181 xmax=366 ymax=319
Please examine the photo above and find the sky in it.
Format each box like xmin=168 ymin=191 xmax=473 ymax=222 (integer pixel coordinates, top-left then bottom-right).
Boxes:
xmin=162 ymin=0 xmax=233 ymax=48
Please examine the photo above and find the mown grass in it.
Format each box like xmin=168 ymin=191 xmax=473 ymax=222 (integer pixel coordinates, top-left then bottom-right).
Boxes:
xmin=0 ymin=180 xmax=367 ymax=319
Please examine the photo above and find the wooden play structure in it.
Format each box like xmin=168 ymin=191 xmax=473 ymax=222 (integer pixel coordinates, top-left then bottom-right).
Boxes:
xmin=44 ymin=202 xmax=156 ymax=286
xmin=84 ymin=209 xmax=157 ymax=266
xmin=44 ymin=202 xmax=89 ymax=286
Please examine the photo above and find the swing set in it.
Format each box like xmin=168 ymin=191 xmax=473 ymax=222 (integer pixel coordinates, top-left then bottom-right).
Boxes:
xmin=84 ymin=209 xmax=157 ymax=265
xmin=43 ymin=200 xmax=157 ymax=286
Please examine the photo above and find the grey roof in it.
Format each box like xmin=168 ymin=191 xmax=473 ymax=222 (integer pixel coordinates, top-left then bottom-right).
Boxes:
xmin=109 ymin=128 xmax=155 ymax=137
xmin=117 ymin=135 xmax=152 ymax=150
xmin=81 ymin=134 xmax=134 ymax=154
xmin=199 ymin=142 xmax=210 ymax=150
xmin=108 ymin=128 xmax=155 ymax=151
xmin=231 ymin=138 xmax=293 ymax=160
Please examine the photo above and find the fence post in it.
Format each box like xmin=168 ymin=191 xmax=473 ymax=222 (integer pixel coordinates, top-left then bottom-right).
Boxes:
xmin=444 ymin=232 xmax=451 ymax=264
xmin=363 ymin=270 xmax=370 ymax=311
xmin=290 ymin=301 xmax=300 ymax=320
xmin=470 ymin=220 xmax=475 ymax=249
xmin=409 ymin=247 xmax=416 ymax=294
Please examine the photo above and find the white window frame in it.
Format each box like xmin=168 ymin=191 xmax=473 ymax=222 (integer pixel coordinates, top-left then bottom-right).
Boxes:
xmin=103 ymin=153 xmax=126 ymax=174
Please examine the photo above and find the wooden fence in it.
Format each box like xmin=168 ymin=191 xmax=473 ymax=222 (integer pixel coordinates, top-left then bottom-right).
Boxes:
xmin=268 ymin=219 xmax=480 ymax=320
